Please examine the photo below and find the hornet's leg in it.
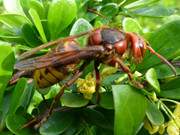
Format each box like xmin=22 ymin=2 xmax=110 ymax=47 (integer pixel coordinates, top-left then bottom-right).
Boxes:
xmin=115 ymin=58 xmax=144 ymax=89
xmin=94 ymin=61 xmax=100 ymax=103
xmin=22 ymin=62 xmax=89 ymax=129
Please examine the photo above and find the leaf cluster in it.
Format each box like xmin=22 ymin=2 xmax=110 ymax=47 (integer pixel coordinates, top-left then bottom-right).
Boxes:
xmin=0 ymin=0 xmax=180 ymax=135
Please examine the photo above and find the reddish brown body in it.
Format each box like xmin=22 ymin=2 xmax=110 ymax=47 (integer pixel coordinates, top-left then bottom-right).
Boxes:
xmin=10 ymin=27 xmax=176 ymax=88
xmin=88 ymin=28 xmax=147 ymax=65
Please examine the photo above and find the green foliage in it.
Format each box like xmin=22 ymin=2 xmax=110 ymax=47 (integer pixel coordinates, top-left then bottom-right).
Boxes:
xmin=0 ymin=0 xmax=179 ymax=135
xmin=113 ymin=85 xmax=147 ymax=135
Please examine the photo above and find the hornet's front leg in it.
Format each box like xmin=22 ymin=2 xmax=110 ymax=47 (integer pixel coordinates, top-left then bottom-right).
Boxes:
xmin=94 ymin=60 xmax=101 ymax=103
xmin=115 ymin=58 xmax=144 ymax=89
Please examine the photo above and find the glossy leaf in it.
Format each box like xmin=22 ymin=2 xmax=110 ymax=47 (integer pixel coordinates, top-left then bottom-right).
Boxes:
xmin=132 ymin=5 xmax=172 ymax=18
xmin=39 ymin=112 xmax=74 ymax=135
xmin=160 ymin=77 xmax=180 ymax=99
xmin=100 ymin=3 xmax=118 ymax=17
xmin=6 ymin=114 xmax=34 ymax=135
xmin=29 ymin=8 xmax=47 ymax=43
xmin=146 ymin=101 xmax=164 ymax=125
xmin=82 ymin=108 xmax=112 ymax=130
xmin=145 ymin=68 xmax=160 ymax=93
xmin=8 ymin=78 xmax=34 ymax=114
xmin=123 ymin=17 xmax=142 ymax=33
xmin=0 ymin=45 xmax=15 ymax=107
xmin=70 ymin=18 xmax=93 ymax=47
xmin=21 ymin=24 xmax=42 ymax=47
xmin=138 ymin=20 xmax=180 ymax=72
xmin=99 ymin=92 xmax=114 ymax=110
xmin=29 ymin=0 xmax=45 ymax=19
xmin=111 ymin=0 xmax=137 ymax=5
xmin=0 ymin=14 xmax=30 ymax=30
xmin=0 ymin=92 xmax=11 ymax=131
xmin=0 ymin=35 xmax=24 ymax=44
xmin=61 ymin=93 xmax=89 ymax=107
xmin=153 ymin=64 xmax=180 ymax=79
xmin=48 ymin=0 xmax=77 ymax=40
xmin=112 ymin=85 xmax=147 ymax=135
xmin=125 ymin=0 xmax=160 ymax=9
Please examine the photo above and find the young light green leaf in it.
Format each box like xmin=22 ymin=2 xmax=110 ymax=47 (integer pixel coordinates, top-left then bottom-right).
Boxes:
xmin=29 ymin=8 xmax=47 ymax=43
xmin=112 ymin=85 xmax=147 ymax=135
xmin=125 ymin=0 xmax=160 ymax=9
xmin=40 ymin=112 xmax=74 ymax=135
xmin=146 ymin=101 xmax=164 ymax=125
xmin=145 ymin=68 xmax=160 ymax=93
xmin=29 ymin=0 xmax=45 ymax=19
xmin=70 ymin=18 xmax=93 ymax=47
xmin=61 ymin=93 xmax=89 ymax=108
xmin=122 ymin=17 xmax=142 ymax=33
xmin=0 ymin=14 xmax=31 ymax=30
xmin=0 ymin=45 xmax=15 ymax=107
xmin=132 ymin=4 xmax=172 ymax=18
xmin=3 ymin=0 xmax=25 ymax=15
xmin=0 ymin=35 xmax=24 ymax=44
xmin=48 ymin=0 xmax=77 ymax=40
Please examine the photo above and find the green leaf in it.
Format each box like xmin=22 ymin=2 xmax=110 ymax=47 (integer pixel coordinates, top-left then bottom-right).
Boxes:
xmin=125 ymin=0 xmax=160 ymax=9
xmin=0 ymin=14 xmax=31 ymax=31
xmin=159 ymin=77 xmax=180 ymax=99
xmin=6 ymin=114 xmax=34 ymax=135
xmin=3 ymin=0 xmax=24 ymax=15
xmin=82 ymin=108 xmax=112 ymax=130
xmin=8 ymin=78 xmax=34 ymax=114
xmin=111 ymin=0 xmax=137 ymax=5
xmin=145 ymin=68 xmax=160 ymax=93
xmin=0 ymin=92 xmax=11 ymax=131
xmin=0 ymin=45 xmax=15 ymax=107
xmin=61 ymin=93 xmax=89 ymax=107
xmin=48 ymin=0 xmax=77 ymax=40
xmin=99 ymin=92 xmax=114 ymax=110
xmin=100 ymin=3 xmax=118 ymax=17
xmin=29 ymin=0 xmax=45 ymax=19
xmin=112 ymin=85 xmax=147 ymax=135
xmin=146 ymin=101 xmax=164 ymax=125
xmin=132 ymin=4 xmax=172 ymax=18
xmin=138 ymin=20 xmax=180 ymax=72
xmin=70 ymin=18 xmax=93 ymax=47
xmin=39 ymin=112 xmax=74 ymax=135
xmin=29 ymin=8 xmax=47 ymax=43
xmin=153 ymin=64 xmax=180 ymax=79
xmin=0 ymin=35 xmax=24 ymax=44
xmin=122 ymin=17 xmax=142 ymax=33
xmin=0 ymin=131 xmax=13 ymax=135
xmin=21 ymin=23 xmax=42 ymax=47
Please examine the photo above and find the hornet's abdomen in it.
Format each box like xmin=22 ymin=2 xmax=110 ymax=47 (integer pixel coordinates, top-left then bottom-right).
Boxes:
xmin=33 ymin=67 xmax=68 ymax=88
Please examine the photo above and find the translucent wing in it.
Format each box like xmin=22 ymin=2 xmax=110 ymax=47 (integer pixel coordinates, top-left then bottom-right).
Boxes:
xmin=15 ymin=46 xmax=105 ymax=71
xmin=18 ymin=31 xmax=90 ymax=60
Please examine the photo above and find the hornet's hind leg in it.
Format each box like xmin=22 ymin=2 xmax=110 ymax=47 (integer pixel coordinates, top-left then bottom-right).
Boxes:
xmin=22 ymin=62 xmax=90 ymax=129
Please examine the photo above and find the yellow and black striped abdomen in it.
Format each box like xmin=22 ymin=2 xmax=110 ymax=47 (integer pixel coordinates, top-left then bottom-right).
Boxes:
xmin=33 ymin=67 xmax=67 ymax=88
